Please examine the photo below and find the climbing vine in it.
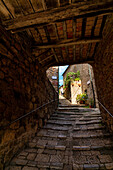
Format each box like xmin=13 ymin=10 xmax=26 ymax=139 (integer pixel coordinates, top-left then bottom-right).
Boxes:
xmin=64 ymin=71 xmax=80 ymax=88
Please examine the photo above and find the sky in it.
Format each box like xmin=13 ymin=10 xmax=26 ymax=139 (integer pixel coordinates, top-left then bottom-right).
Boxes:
xmin=59 ymin=65 xmax=68 ymax=86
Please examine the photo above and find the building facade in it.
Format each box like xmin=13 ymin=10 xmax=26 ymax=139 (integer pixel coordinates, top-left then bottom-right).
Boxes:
xmin=63 ymin=64 xmax=98 ymax=106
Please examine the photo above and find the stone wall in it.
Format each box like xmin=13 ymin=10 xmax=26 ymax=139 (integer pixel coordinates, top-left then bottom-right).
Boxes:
xmin=76 ymin=64 xmax=98 ymax=107
xmin=46 ymin=66 xmax=58 ymax=92
xmin=0 ymin=25 xmax=58 ymax=169
xmin=93 ymin=14 xmax=113 ymax=133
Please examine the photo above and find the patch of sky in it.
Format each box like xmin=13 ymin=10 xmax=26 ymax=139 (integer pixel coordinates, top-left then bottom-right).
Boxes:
xmin=59 ymin=65 xmax=68 ymax=86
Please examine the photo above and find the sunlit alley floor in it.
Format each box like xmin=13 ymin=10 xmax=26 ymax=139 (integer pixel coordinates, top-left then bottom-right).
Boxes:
xmin=5 ymin=98 xmax=113 ymax=170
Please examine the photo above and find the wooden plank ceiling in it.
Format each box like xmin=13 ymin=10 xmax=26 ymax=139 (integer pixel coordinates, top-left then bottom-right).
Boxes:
xmin=0 ymin=0 xmax=113 ymax=69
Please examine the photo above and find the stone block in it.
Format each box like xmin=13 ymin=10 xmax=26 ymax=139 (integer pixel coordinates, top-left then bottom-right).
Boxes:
xmin=55 ymin=146 xmax=66 ymax=151
xmin=105 ymin=163 xmax=113 ymax=169
xmin=27 ymin=153 xmax=36 ymax=161
xmin=35 ymin=154 xmax=50 ymax=163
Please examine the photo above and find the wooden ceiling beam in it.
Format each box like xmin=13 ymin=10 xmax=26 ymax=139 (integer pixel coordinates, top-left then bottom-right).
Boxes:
xmin=42 ymin=0 xmax=47 ymax=10
xmin=33 ymin=37 xmax=101 ymax=49
xmin=51 ymin=48 xmax=59 ymax=62
xmin=45 ymin=59 xmax=94 ymax=68
xmin=2 ymin=1 xmax=113 ymax=32
xmin=39 ymin=54 xmax=54 ymax=63
xmin=63 ymin=21 xmax=69 ymax=62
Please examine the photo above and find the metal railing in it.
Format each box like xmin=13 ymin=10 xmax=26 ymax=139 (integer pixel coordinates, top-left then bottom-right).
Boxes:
xmin=98 ymin=100 xmax=113 ymax=118
xmin=0 ymin=99 xmax=58 ymax=130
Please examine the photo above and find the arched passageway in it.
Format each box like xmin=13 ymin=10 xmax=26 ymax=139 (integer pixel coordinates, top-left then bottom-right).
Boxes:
xmin=0 ymin=0 xmax=113 ymax=169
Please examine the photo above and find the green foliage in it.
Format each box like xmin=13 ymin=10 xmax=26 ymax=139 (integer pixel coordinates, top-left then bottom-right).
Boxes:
xmin=74 ymin=77 xmax=80 ymax=81
xmin=64 ymin=71 xmax=80 ymax=88
xmin=76 ymin=93 xmax=88 ymax=102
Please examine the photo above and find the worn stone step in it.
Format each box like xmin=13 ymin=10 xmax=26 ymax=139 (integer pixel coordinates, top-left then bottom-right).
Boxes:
xmin=55 ymin=111 xmax=79 ymax=115
xmin=58 ymin=108 xmax=80 ymax=112
xmin=79 ymin=117 xmax=102 ymax=121
xmin=73 ymin=126 xmax=105 ymax=131
xmin=47 ymin=121 xmax=72 ymax=126
xmin=72 ymin=133 xmax=111 ymax=139
xmin=50 ymin=117 xmax=75 ymax=121
xmin=44 ymin=126 xmax=69 ymax=131
xmin=73 ymin=163 xmax=113 ymax=170
xmin=58 ymin=107 xmax=100 ymax=113
xmin=84 ymin=115 xmax=101 ymax=118
xmin=34 ymin=144 xmax=66 ymax=151
xmin=75 ymin=120 xmax=102 ymax=125
xmin=72 ymin=145 xmax=113 ymax=151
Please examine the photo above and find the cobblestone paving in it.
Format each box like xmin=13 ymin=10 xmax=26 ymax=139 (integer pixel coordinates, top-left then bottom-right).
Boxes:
xmin=5 ymin=105 xmax=113 ymax=170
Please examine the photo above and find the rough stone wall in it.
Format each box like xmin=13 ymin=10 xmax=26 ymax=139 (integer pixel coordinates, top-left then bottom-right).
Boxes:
xmin=76 ymin=64 xmax=98 ymax=107
xmin=93 ymin=14 xmax=113 ymax=132
xmin=46 ymin=66 xmax=58 ymax=92
xmin=0 ymin=25 xmax=58 ymax=169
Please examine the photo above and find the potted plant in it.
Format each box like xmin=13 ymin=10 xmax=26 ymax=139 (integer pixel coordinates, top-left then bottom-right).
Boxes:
xmin=76 ymin=93 xmax=88 ymax=104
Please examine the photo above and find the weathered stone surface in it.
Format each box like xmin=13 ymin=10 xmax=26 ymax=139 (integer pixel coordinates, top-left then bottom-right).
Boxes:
xmin=50 ymin=155 xmax=62 ymax=163
xmin=11 ymin=159 xmax=28 ymax=165
xmin=22 ymin=166 xmax=38 ymax=170
xmin=98 ymin=155 xmax=112 ymax=163
xmin=4 ymin=105 xmax=113 ymax=169
xmin=55 ymin=146 xmax=66 ymax=150
xmin=105 ymin=163 xmax=113 ymax=169
xmin=27 ymin=153 xmax=36 ymax=161
xmin=0 ymin=25 xmax=58 ymax=169
xmin=35 ymin=154 xmax=50 ymax=162
xmin=84 ymin=164 xmax=99 ymax=169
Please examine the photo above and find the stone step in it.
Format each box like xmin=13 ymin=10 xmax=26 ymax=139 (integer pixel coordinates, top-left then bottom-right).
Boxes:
xmin=72 ymin=133 xmax=111 ymax=139
xmin=37 ymin=133 xmax=67 ymax=139
xmin=47 ymin=121 xmax=72 ymax=126
xmin=34 ymin=144 xmax=66 ymax=151
xmin=72 ymin=145 xmax=113 ymax=151
xmin=44 ymin=126 xmax=69 ymax=131
xmin=75 ymin=120 xmax=102 ymax=125
xmin=50 ymin=117 xmax=75 ymax=121
xmin=73 ymin=126 xmax=105 ymax=131
xmin=73 ymin=163 xmax=113 ymax=170
xmin=58 ymin=107 xmax=100 ymax=113
xmin=55 ymin=111 xmax=79 ymax=115
xmin=84 ymin=115 xmax=101 ymax=118
xmin=79 ymin=117 xmax=102 ymax=121
xmin=54 ymin=112 xmax=101 ymax=117
xmin=58 ymin=108 xmax=80 ymax=112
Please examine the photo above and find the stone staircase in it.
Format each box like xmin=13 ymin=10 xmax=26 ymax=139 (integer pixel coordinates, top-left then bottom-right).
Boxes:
xmin=6 ymin=107 xmax=113 ymax=170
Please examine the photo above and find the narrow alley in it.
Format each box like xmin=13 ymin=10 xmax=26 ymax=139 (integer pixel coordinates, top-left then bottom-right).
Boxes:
xmin=6 ymin=98 xmax=113 ymax=170
xmin=0 ymin=0 xmax=113 ymax=169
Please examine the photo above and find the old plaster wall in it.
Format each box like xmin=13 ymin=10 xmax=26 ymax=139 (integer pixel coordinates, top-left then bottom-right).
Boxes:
xmin=0 ymin=25 xmax=58 ymax=168
xmin=93 ymin=14 xmax=113 ymax=132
